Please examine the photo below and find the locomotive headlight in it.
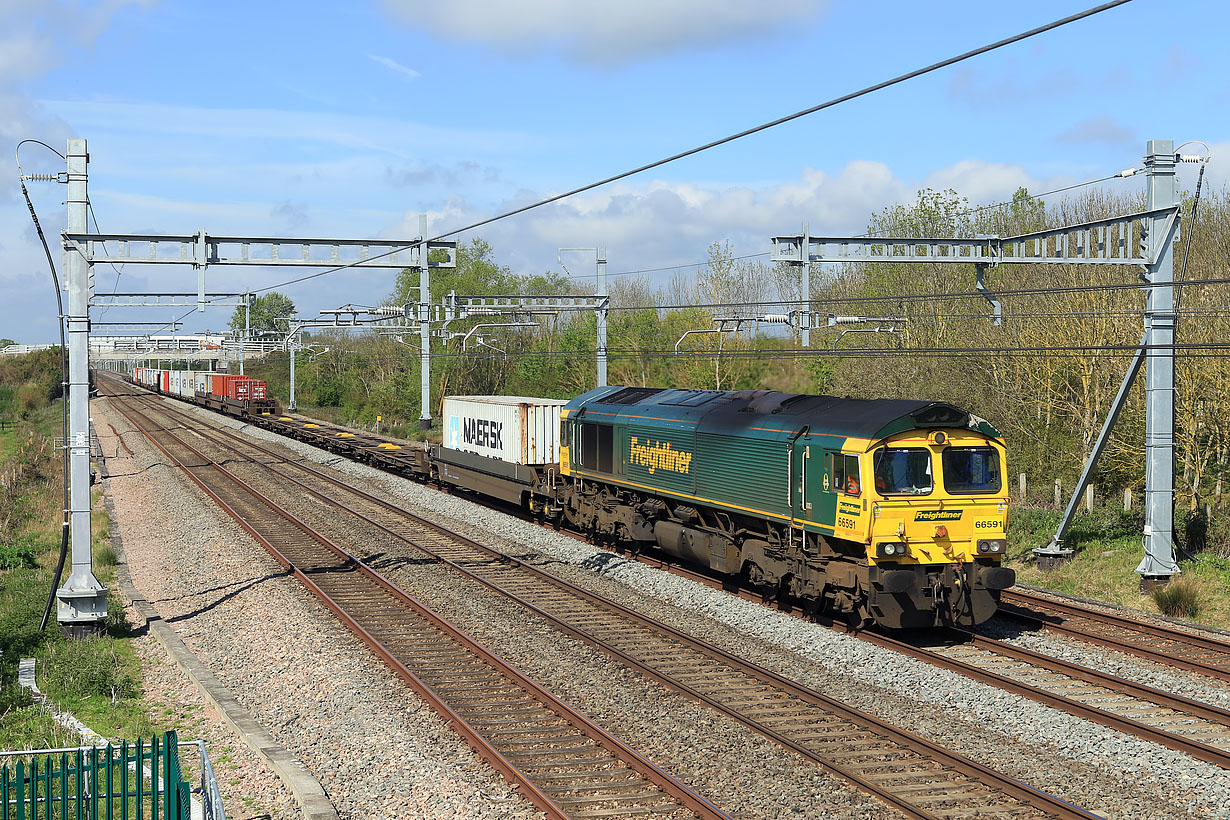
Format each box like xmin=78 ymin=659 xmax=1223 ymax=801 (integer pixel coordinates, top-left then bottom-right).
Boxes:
xmin=877 ymin=542 xmax=908 ymax=558
xmin=977 ymin=539 xmax=1006 ymax=554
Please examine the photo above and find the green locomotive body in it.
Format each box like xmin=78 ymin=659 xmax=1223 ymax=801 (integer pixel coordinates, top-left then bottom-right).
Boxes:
xmin=560 ymin=386 xmax=1014 ymax=628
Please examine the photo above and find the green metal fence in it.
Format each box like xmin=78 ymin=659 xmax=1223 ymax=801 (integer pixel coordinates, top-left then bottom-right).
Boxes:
xmin=0 ymin=731 xmax=192 ymax=820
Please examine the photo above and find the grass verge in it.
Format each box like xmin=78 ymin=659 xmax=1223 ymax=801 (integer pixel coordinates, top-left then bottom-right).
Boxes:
xmin=1006 ymin=505 xmax=1230 ymax=630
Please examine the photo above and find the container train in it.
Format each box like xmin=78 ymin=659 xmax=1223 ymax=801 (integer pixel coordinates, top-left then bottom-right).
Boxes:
xmin=132 ymin=366 xmax=279 ymax=416
xmin=118 ymin=368 xmax=1014 ymax=629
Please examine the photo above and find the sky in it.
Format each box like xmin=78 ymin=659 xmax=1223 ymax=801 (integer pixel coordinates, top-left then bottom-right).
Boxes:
xmin=1 ymin=0 xmax=1226 ymax=343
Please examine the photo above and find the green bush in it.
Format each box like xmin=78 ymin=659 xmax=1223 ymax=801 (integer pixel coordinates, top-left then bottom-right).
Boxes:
xmin=1152 ymin=576 xmax=1201 ymax=620
xmin=40 ymin=637 xmax=140 ymax=701
xmin=314 ymin=379 xmax=343 ymax=407
xmin=0 ymin=537 xmax=38 ymax=571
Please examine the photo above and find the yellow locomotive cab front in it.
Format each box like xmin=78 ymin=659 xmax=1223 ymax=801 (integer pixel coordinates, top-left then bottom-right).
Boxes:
xmin=860 ymin=428 xmax=1015 ymax=627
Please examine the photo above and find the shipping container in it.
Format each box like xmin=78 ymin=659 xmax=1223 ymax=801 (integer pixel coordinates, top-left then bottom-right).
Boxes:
xmin=206 ymin=373 xmax=233 ymax=399
xmin=443 ymin=396 xmax=567 ymax=465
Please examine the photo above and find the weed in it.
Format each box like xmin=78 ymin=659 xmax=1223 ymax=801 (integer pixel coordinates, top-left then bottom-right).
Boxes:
xmin=1152 ymin=576 xmax=1202 ymax=620
xmin=0 ymin=538 xmax=38 ymax=571
xmin=39 ymin=637 xmax=140 ymax=701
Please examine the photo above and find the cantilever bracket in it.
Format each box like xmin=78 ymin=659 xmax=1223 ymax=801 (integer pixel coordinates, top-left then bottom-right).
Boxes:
xmin=975 ymin=264 xmax=1002 ymax=327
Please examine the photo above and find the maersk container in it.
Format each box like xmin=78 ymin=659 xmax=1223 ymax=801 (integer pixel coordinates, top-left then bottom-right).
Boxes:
xmin=443 ymin=396 xmax=567 ymax=465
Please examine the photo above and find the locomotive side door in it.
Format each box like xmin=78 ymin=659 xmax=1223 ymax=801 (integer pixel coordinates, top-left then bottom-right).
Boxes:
xmin=790 ymin=429 xmax=815 ymax=526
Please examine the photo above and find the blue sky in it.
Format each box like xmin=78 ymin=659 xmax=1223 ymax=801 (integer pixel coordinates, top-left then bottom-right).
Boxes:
xmin=1 ymin=0 xmax=1225 ymax=342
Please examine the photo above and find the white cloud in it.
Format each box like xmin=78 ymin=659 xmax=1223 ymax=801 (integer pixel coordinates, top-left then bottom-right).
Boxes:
xmin=379 ymin=0 xmax=829 ymax=64
xmin=369 ymin=54 xmax=420 ymax=80
xmin=384 ymin=157 xmax=1057 ymax=284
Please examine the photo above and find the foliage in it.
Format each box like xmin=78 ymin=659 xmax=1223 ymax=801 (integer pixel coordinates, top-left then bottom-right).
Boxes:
xmin=228 ymin=292 xmax=297 ymax=337
xmin=0 ymin=537 xmax=38 ymax=571
xmin=241 ymin=187 xmax=1230 ymax=547
xmin=40 ymin=637 xmax=141 ymax=701
xmin=1151 ymin=576 xmax=1201 ymax=619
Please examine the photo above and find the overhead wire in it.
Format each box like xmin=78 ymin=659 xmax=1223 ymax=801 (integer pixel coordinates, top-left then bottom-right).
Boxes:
xmin=245 ymin=0 xmax=1135 ymax=297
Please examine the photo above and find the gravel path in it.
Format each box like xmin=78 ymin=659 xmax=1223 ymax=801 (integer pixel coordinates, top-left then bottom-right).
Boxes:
xmin=103 ymin=392 xmax=1230 ymax=819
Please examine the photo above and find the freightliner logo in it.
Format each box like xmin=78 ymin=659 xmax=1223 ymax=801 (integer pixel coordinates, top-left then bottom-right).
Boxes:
xmin=629 ymin=436 xmax=693 ymax=475
xmin=914 ymin=510 xmax=963 ymax=522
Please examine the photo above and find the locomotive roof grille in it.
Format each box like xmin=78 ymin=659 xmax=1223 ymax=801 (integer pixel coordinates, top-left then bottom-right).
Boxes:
xmin=601 ymin=386 xmax=665 ymax=405
xmin=568 ymin=387 xmax=1001 ymax=441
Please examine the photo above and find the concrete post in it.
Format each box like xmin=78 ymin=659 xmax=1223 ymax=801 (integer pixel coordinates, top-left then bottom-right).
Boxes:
xmin=418 ymin=215 xmax=432 ymax=430
xmin=1138 ymin=140 xmax=1180 ymax=589
xmin=56 ymin=138 xmax=107 ymax=636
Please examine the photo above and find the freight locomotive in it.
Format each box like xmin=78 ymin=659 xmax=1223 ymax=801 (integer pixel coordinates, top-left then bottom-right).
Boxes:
xmin=118 ymin=368 xmax=1013 ymax=628
xmin=557 ymin=386 xmax=1014 ymax=629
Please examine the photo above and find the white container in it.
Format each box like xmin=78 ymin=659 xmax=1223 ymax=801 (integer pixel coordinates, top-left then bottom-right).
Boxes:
xmin=443 ymin=396 xmax=567 ymax=465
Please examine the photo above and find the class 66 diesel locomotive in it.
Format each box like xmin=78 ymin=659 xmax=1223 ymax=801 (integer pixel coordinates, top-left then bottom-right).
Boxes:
xmin=122 ymin=364 xmax=1012 ymax=629
xmin=558 ymin=386 xmax=1014 ymax=629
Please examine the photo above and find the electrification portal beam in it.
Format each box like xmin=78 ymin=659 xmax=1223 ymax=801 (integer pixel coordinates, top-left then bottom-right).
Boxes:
xmin=771 ymin=138 xmax=1187 ymax=586
xmin=55 ymin=138 xmax=456 ymax=635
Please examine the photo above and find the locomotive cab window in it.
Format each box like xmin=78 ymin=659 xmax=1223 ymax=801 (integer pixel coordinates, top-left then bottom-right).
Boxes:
xmin=873 ymin=448 xmax=934 ymax=495
xmin=829 ymin=453 xmax=861 ymax=495
xmin=576 ymin=422 xmax=614 ymax=474
xmin=942 ymin=447 xmax=1001 ymax=494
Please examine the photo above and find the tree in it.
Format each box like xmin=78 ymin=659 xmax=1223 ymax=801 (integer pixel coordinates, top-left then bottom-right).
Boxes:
xmin=229 ymin=293 xmax=296 ymax=337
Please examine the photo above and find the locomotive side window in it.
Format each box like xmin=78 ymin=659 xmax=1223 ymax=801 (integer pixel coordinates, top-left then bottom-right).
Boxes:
xmin=596 ymin=424 xmax=614 ymax=473
xmin=575 ymin=422 xmax=614 ymax=473
xmin=830 ymin=453 xmax=861 ymax=495
xmin=942 ymin=447 xmax=1001 ymax=494
xmin=578 ymin=422 xmax=597 ymax=469
xmin=873 ymin=448 xmax=934 ymax=495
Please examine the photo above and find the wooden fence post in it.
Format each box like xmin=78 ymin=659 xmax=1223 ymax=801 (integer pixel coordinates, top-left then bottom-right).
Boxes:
xmin=1085 ymin=484 xmax=1094 ymax=513
xmin=1054 ymin=478 xmax=1062 ymax=508
xmin=1018 ymin=473 xmax=1026 ymax=502
xmin=1124 ymin=488 xmax=1132 ymax=511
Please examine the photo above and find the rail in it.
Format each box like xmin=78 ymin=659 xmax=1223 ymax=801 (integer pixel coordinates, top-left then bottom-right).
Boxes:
xmin=104 ymin=384 xmax=730 ymax=820
xmin=109 ymin=381 xmax=1101 ymax=820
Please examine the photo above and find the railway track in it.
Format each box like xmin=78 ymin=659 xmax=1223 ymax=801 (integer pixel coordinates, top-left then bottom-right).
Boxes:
xmin=861 ymin=627 xmax=1230 ymax=768
xmin=105 ymin=381 xmax=1103 ymax=820
xmin=998 ymin=588 xmax=1230 ymax=684
xmin=105 ymin=386 xmax=732 ymax=820
xmin=631 ymin=551 xmax=1230 ymax=770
